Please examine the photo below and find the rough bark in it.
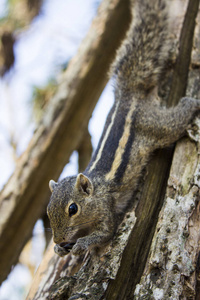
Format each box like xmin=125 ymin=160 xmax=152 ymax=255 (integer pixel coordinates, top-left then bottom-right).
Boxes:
xmin=0 ymin=0 xmax=131 ymax=284
xmin=27 ymin=212 xmax=137 ymax=300
xmin=134 ymin=132 xmax=200 ymax=300
xmin=27 ymin=0 xmax=200 ymax=299
xmin=133 ymin=4 xmax=200 ymax=295
xmin=113 ymin=1 xmax=200 ymax=298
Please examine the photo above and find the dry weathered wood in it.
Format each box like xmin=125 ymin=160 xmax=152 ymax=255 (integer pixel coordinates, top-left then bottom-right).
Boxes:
xmin=134 ymin=127 xmax=200 ymax=299
xmin=133 ymin=7 xmax=200 ymax=292
xmin=27 ymin=0 xmax=200 ymax=299
xmin=105 ymin=148 xmax=174 ymax=300
xmin=27 ymin=212 xmax=136 ymax=300
xmin=106 ymin=0 xmax=200 ymax=299
xmin=0 ymin=0 xmax=131 ymax=284
xmin=131 ymin=1 xmax=200 ymax=298
xmin=168 ymin=0 xmax=200 ymax=105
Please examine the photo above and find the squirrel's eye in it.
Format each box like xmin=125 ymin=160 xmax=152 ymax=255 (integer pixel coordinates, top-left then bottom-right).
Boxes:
xmin=68 ymin=203 xmax=78 ymax=217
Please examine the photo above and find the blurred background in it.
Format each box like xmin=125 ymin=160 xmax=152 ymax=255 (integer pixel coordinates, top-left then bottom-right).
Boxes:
xmin=0 ymin=0 xmax=114 ymax=298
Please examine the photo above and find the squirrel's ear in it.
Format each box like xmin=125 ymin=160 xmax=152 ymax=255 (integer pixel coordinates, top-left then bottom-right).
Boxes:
xmin=49 ymin=180 xmax=58 ymax=192
xmin=75 ymin=173 xmax=93 ymax=196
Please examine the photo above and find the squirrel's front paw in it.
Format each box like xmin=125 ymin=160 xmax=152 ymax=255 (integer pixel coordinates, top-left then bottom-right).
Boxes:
xmin=72 ymin=239 xmax=88 ymax=256
xmin=54 ymin=244 xmax=70 ymax=257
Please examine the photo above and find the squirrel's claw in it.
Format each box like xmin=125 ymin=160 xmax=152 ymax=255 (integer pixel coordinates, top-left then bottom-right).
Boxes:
xmin=54 ymin=244 xmax=70 ymax=257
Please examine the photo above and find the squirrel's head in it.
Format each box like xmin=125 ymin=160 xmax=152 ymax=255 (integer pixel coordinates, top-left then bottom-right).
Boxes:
xmin=47 ymin=173 xmax=97 ymax=252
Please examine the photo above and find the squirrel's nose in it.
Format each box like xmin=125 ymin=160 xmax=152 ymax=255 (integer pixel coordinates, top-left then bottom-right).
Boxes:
xmin=53 ymin=233 xmax=66 ymax=244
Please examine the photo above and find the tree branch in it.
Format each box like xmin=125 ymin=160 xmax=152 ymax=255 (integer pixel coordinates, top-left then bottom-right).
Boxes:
xmin=168 ymin=0 xmax=200 ymax=105
xmin=27 ymin=0 xmax=200 ymax=298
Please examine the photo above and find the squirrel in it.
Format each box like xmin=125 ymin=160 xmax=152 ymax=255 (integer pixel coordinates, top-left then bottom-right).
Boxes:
xmin=47 ymin=0 xmax=200 ymax=257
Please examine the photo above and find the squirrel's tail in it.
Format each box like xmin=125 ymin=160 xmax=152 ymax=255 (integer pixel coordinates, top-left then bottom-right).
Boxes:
xmin=112 ymin=0 xmax=171 ymax=94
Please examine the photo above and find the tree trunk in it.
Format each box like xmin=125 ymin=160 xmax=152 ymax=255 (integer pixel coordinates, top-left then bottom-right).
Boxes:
xmin=26 ymin=0 xmax=200 ymax=299
xmin=0 ymin=0 xmax=131 ymax=284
